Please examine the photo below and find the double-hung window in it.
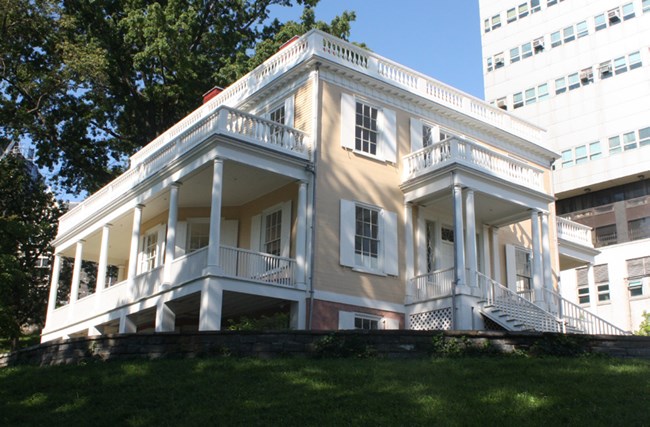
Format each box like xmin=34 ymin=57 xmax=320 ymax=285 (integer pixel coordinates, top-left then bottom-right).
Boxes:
xmin=507 ymin=8 xmax=517 ymax=23
xmin=644 ymin=0 xmax=650 ymax=13
xmin=187 ymin=220 xmax=210 ymax=253
xmin=622 ymin=2 xmax=635 ymax=20
xmin=561 ymin=149 xmax=573 ymax=167
xmin=623 ymin=131 xmax=637 ymax=150
xmin=629 ymin=51 xmax=642 ymax=70
xmin=627 ymin=256 xmax=650 ymax=297
xmin=510 ymin=47 xmax=520 ymax=63
xmin=550 ymin=31 xmax=562 ymax=48
xmin=537 ymin=83 xmax=549 ymax=101
xmin=251 ymin=201 xmax=292 ymax=258
xmin=355 ymin=102 xmax=378 ymax=155
xmin=513 ymin=92 xmax=524 ymax=109
xmin=521 ymin=42 xmax=533 ymax=59
xmin=594 ymin=14 xmax=607 ymax=31
xmin=638 ymin=127 xmax=650 ymax=147
xmin=518 ymin=3 xmax=529 ymax=18
xmin=589 ymin=141 xmax=602 ymax=160
xmin=340 ymin=199 xmax=398 ymax=276
xmin=140 ymin=227 xmax=164 ymax=274
xmin=576 ymin=21 xmax=588 ymax=38
xmin=341 ymin=93 xmax=397 ymax=163
xmin=525 ymin=87 xmax=537 ymax=105
xmin=530 ymin=0 xmax=540 ymax=13
xmin=614 ymin=56 xmax=628 ymax=75
xmin=576 ymin=267 xmax=589 ymax=304
xmin=563 ymin=25 xmax=575 ymax=43
xmin=575 ymin=145 xmax=588 ymax=164
xmin=555 ymin=77 xmax=566 ymax=94
xmin=595 ymin=264 xmax=610 ymax=302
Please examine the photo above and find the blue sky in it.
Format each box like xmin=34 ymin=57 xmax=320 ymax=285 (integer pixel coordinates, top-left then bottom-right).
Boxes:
xmin=270 ymin=0 xmax=485 ymax=99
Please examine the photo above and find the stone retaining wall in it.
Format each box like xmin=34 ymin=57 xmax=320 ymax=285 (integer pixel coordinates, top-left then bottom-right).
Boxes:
xmin=1 ymin=330 xmax=649 ymax=367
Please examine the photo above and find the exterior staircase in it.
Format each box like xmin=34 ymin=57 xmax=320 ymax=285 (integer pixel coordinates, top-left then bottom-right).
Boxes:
xmin=475 ymin=272 xmax=629 ymax=335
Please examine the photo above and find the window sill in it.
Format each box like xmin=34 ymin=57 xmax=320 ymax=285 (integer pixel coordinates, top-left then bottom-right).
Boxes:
xmin=344 ymin=147 xmax=390 ymax=164
xmin=352 ymin=267 xmax=387 ymax=277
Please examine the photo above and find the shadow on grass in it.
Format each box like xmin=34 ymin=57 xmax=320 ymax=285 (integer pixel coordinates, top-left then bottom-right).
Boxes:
xmin=1 ymin=356 xmax=649 ymax=426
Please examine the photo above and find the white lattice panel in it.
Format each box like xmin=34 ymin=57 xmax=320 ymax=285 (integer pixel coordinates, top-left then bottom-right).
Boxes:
xmin=410 ymin=308 xmax=452 ymax=330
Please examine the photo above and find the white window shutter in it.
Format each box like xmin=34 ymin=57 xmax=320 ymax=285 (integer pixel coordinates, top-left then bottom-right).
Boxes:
xmin=157 ymin=226 xmax=166 ymax=267
xmin=340 ymin=199 xmax=356 ymax=267
xmin=410 ymin=117 xmax=423 ymax=152
xmin=383 ymin=209 xmax=399 ymax=276
xmin=175 ymin=221 xmax=187 ymax=257
xmin=338 ymin=310 xmax=355 ymax=329
xmin=280 ymin=200 xmax=292 ymax=258
xmin=250 ymin=214 xmax=262 ymax=252
xmin=284 ymin=96 xmax=294 ymax=128
xmin=505 ymin=244 xmax=516 ymax=291
xmin=381 ymin=108 xmax=397 ymax=163
xmin=340 ymin=93 xmax=355 ymax=150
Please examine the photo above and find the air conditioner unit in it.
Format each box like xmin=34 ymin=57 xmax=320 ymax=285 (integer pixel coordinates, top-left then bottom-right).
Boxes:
xmin=495 ymin=55 xmax=505 ymax=66
xmin=533 ymin=38 xmax=544 ymax=51
xmin=599 ymin=63 xmax=612 ymax=77
xmin=608 ymin=8 xmax=621 ymax=22
xmin=496 ymin=98 xmax=507 ymax=110
xmin=580 ymin=68 xmax=593 ymax=82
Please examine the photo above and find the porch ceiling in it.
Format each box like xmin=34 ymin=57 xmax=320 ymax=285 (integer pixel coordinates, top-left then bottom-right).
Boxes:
xmin=417 ymin=191 xmax=534 ymax=227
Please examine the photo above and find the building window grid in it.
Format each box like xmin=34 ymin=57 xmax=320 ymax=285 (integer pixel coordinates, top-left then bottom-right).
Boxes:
xmin=487 ymin=3 xmax=639 ymax=72
xmin=506 ymin=50 xmax=643 ymax=107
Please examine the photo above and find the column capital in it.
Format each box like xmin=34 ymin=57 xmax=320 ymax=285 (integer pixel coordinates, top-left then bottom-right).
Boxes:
xmin=170 ymin=181 xmax=182 ymax=188
xmin=103 ymin=223 xmax=113 ymax=228
xmin=213 ymin=156 xmax=224 ymax=164
xmin=135 ymin=203 xmax=145 ymax=209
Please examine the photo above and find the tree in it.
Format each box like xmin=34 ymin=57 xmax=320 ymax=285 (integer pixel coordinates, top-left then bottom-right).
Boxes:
xmin=636 ymin=311 xmax=650 ymax=336
xmin=0 ymin=152 xmax=61 ymax=350
xmin=1 ymin=0 xmax=356 ymax=195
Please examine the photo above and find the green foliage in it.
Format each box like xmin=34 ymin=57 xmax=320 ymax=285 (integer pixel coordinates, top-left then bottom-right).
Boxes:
xmin=312 ymin=333 xmax=377 ymax=358
xmin=1 ymin=0 xmax=357 ymax=195
xmin=225 ymin=312 xmax=289 ymax=331
xmin=429 ymin=333 xmax=502 ymax=358
xmin=0 ymin=154 xmax=61 ymax=349
xmin=528 ymin=334 xmax=591 ymax=357
xmin=635 ymin=311 xmax=650 ymax=336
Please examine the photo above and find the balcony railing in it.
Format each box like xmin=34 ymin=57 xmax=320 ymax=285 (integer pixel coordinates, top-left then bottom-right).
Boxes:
xmin=403 ymin=137 xmax=545 ymax=192
xmin=408 ymin=268 xmax=454 ymax=303
xmin=556 ymin=217 xmax=594 ymax=248
xmin=220 ymin=246 xmax=297 ymax=288
xmin=57 ymin=106 xmax=310 ymax=236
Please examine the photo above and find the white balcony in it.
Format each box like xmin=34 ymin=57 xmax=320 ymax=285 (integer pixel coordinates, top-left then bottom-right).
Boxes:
xmin=556 ymin=217 xmax=599 ymax=270
xmin=57 ymin=106 xmax=310 ymax=237
xmin=402 ymin=137 xmax=545 ymax=192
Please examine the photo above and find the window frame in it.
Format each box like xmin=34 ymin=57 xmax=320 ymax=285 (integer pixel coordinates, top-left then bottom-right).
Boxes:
xmin=594 ymin=14 xmax=607 ymax=31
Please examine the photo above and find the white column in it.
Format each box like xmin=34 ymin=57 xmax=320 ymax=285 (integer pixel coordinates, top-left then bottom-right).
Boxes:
xmin=531 ymin=210 xmax=544 ymax=304
xmin=70 ymin=240 xmax=84 ymax=305
xmin=290 ymin=299 xmax=306 ymax=329
xmin=163 ymin=182 xmax=181 ymax=285
xmin=404 ymin=203 xmax=415 ymax=303
xmin=96 ymin=224 xmax=111 ymax=294
xmin=453 ymin=184 xmax=466 ymax=287
xmin=205 ymin=158 xmax=224 ymax=274
xmin=119 ymin=315 xmax=137 ymax=334
xmin=464 ymin=189 xmax=477 ymax=287
xmin=46 ymin=254 xmax=62 ymax=319
xmin=491 ymin=226 xmax=501 ymax=283
xmin=199 ymin=281 xmax=223 ymax=331
xmin=541 ymin=212 xmax=553 ymax=291
xmin=295 ymin=181 xmax=308 ymax=286
xmin=155 ymin=302 xmax=176 ymax=332
xmin=127 ymin=204 xmax=144 ymax=280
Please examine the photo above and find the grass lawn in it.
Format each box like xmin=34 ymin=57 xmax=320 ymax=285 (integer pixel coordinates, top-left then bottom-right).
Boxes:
xmin=1 ymin=356 xmax=649 ymax=426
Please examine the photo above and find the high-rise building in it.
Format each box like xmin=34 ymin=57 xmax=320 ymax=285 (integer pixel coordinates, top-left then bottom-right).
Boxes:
xmin=480 ymin=0 xmax=650 ymax=331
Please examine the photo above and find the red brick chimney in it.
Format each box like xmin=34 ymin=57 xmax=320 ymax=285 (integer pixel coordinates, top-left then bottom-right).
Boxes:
xmin=202 ymin=86 xmax=224 ymax=104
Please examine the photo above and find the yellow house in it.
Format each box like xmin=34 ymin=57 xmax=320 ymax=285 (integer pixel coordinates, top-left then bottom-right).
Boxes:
xmin=42 ymin=30 xmax=625 ymax=343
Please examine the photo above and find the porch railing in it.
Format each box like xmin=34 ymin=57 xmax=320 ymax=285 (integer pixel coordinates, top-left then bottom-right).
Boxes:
xmin=476 ymin=272 xmax=562 ymax=332
xmin=409 ymin=268 xmax=455 ymax=301
xmin=543 ymin=289 xmax=629 ymax=335
xmin=219 ymin=246 xmax=296 ymax=288
xmin=403 ymin=137 xmax=545 ymax=192
xmin=556 ymin=217 xmax=594 ymax=248
xmin=57 ymin=106 xmax=310 ymax=237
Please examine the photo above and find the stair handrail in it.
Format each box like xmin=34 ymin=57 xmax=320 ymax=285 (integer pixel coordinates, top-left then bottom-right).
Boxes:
xmin=543 ymin=288 xmax=630 ymax=336
xmin=476 ymin=272 xmax=563 ymax=333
